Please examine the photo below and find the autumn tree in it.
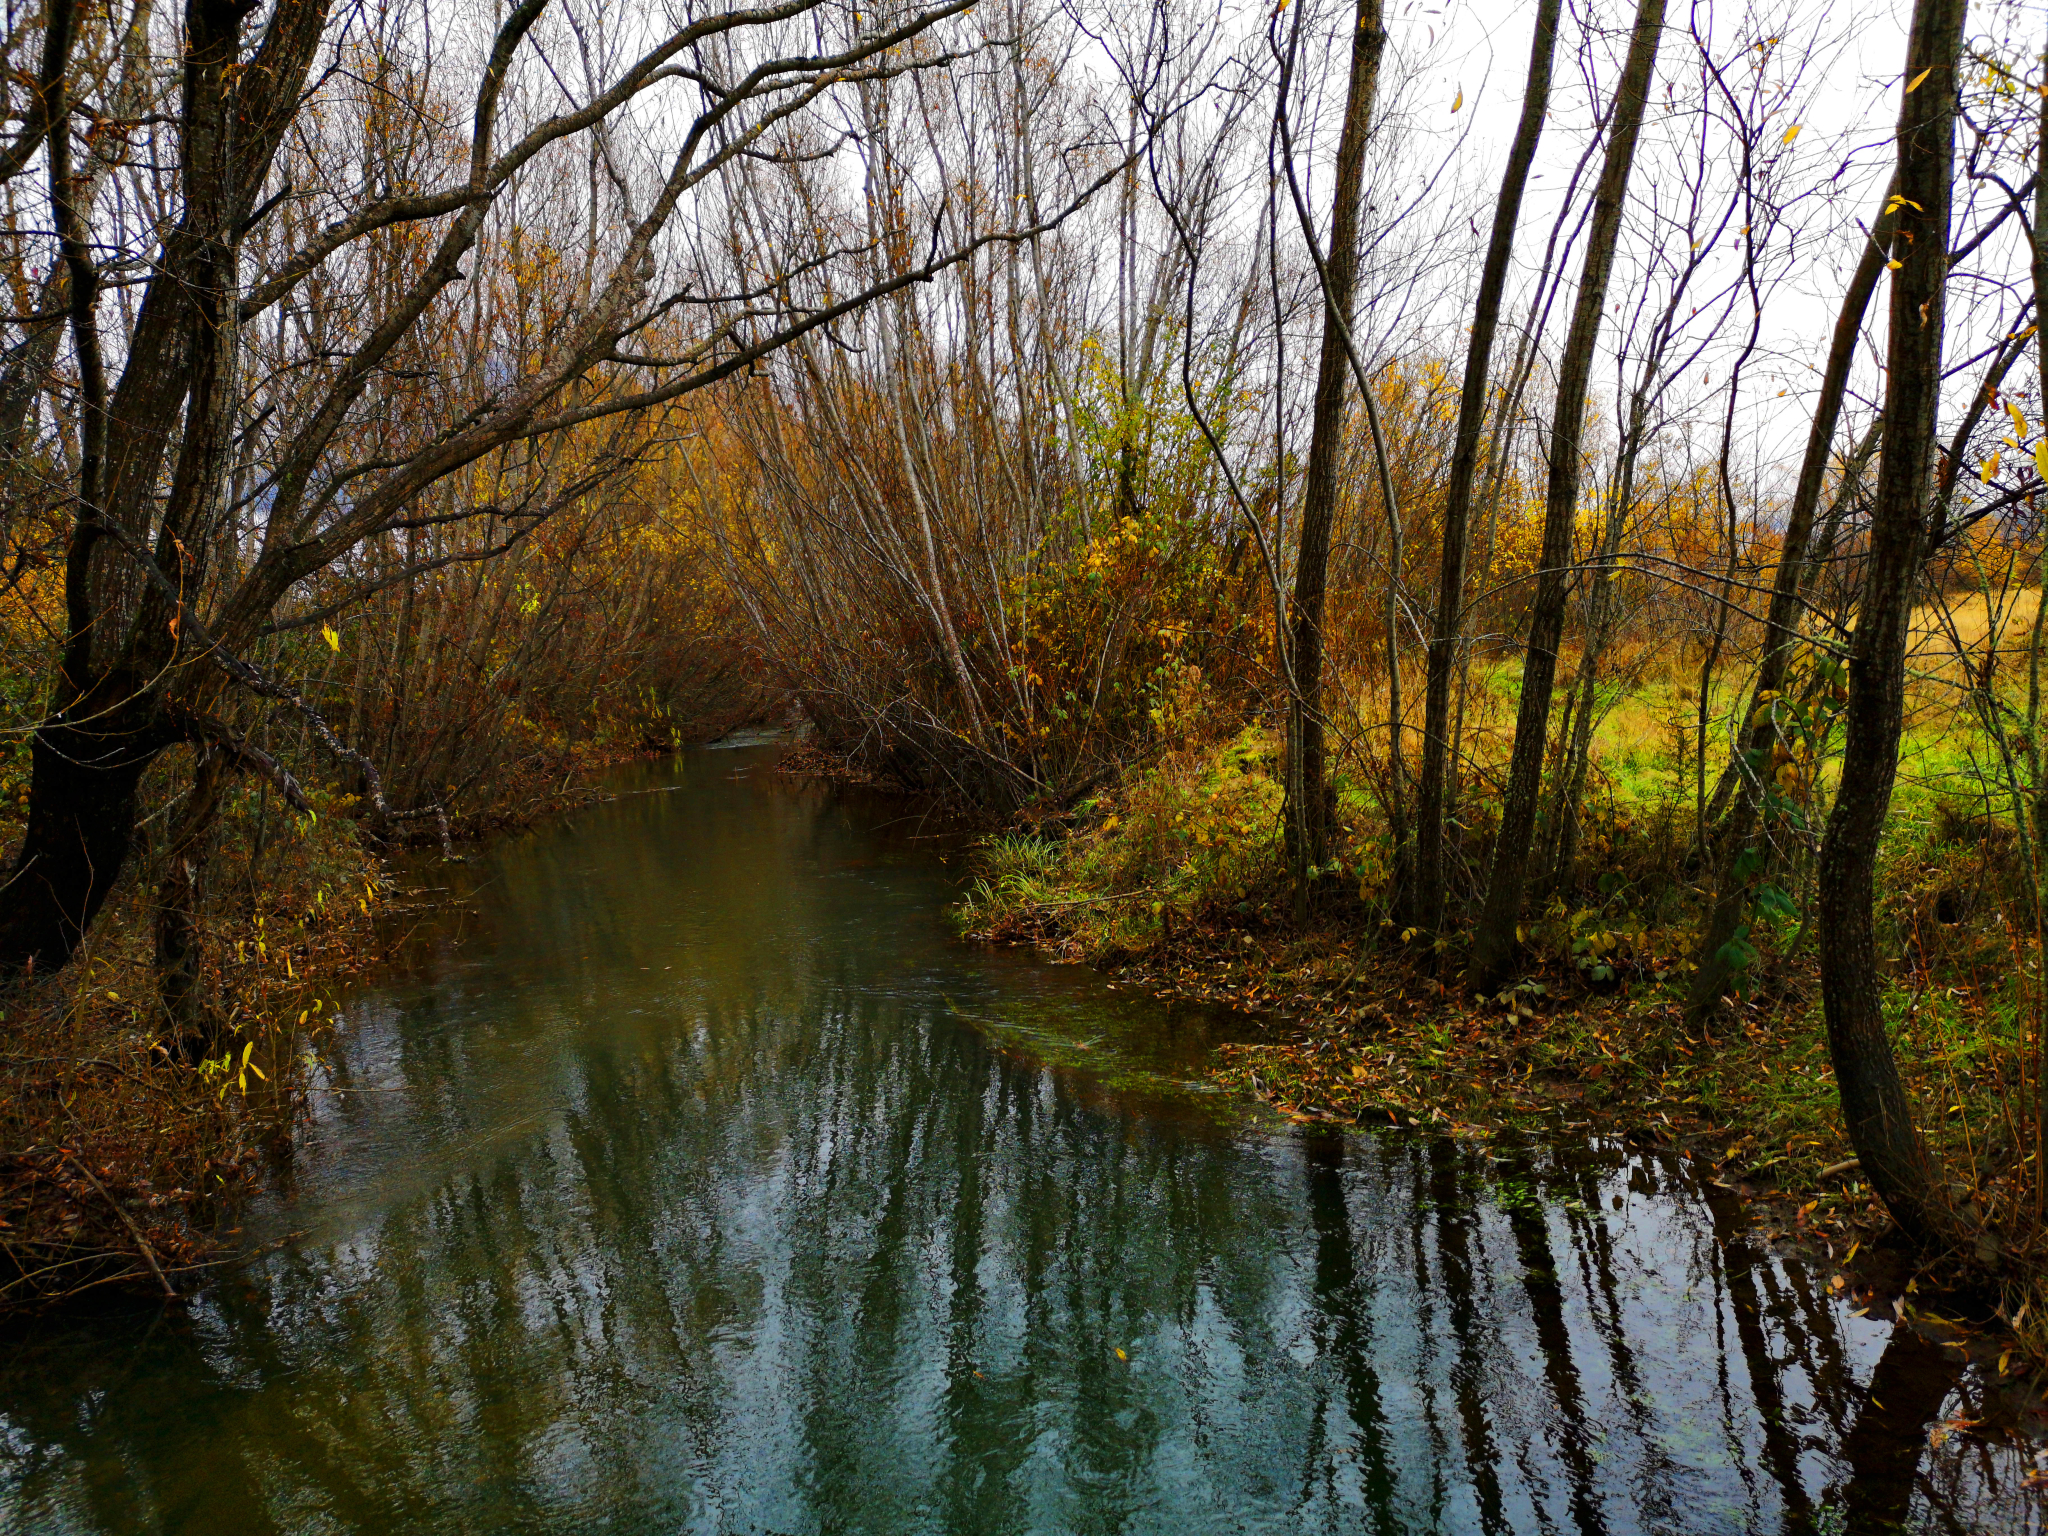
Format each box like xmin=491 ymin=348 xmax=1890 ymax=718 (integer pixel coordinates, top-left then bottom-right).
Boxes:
xmin=0 ymin=0 xmax=1116 ymax=996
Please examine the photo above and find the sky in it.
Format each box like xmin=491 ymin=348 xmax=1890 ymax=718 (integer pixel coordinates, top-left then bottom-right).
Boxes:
xmin=1351 ymin=0 xmax=1938 ymax=491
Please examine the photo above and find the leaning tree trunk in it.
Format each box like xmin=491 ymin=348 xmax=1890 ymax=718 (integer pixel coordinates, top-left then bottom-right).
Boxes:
xmin=1414 ymin=0 xmax=1562 ymax=935
xmin=1467 ymin=0 xmax=1666 ymax=993
xmin=1685 ymin=180 xmax=1903 ymax=1028
xmin=1283 ymin=0 xmax=1384 ymax=915
xmin=0 ymin=0 xmax=151 ymax=977
xmin=1814 ymin=0 xmax=1969 ymax=1251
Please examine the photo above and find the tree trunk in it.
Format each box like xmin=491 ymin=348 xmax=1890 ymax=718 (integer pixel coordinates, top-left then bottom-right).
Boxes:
xmin=1283 ymin=0 xmax=1384 ymax=912
xmin=1415 ymin=0 xmax=1562 ymax=933
xmin=1813 ymin=0 xmax=1968 ymax=1250
xmin=1547 ymin=437 xmax=1648 ymax=892
xmin=2 ymin=0 xmax=252 ymax=979
xmin=1467 ymin=0 xmax=1666 ymax=993
xmin=0 ymin=683 xmax=165 ymax=972
xmin=2029 ymin=37 xmax=2048 ymax=1156
xmin=1688 ymin=180 xmax=1901 ymax=1024
xmin=156 ymin=747 xmax=230 ymax=1060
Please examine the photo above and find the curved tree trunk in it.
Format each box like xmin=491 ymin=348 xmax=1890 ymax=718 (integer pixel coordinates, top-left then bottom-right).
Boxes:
xmin=1467 ymin=0 xmax=1667 ymax=993
xmin=1814 ymin=0 xmax=1968 ymax=1251
xmin=1 ymin=0 xmax=256 ymax=979
xmin=1414 ymin=0 xmax=1562 ymax=934
xmin=0 ymin=683 xmax=166 ymax=972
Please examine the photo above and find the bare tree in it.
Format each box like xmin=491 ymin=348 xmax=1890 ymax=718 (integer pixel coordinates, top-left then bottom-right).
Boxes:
xmin=1279 ymin=0 xmax=1385 ymax=912
xmin=0 ymin=0 xmax=1118 ymax=985
xmin=1413 ymin=0 xmax=1562 ymax=936
xmin=1468 ymin=0 xmax=1669 ymax=994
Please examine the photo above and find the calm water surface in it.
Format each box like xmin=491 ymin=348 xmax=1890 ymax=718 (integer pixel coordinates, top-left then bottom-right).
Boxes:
xmin=0 ymin=748 xmax=2038 ymax=1534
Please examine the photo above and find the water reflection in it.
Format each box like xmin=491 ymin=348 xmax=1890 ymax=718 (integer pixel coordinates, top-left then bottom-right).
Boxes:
xmin=0 ymin=751 xmax=2033 ymax=1534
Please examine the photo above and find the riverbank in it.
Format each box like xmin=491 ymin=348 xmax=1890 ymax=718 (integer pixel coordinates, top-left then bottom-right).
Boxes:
xmin=972 ymin=902 xmax=2048 ymax=1384
xmin=951 ymin=729 xmax=2048 ymax=1378
xmin=0 ymin=731 xmax=737 ymax=1314
xmin=0 ymin=828 xmax=386 ymax=1310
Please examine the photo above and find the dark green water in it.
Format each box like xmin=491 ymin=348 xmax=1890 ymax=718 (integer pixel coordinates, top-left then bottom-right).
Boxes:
xmin=0 ymin=748 xmax=2036 ymax=1534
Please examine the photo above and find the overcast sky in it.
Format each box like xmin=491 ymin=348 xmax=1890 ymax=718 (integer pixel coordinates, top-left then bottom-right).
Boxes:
xmin=1359 ymin=0 xmax=1929 ymax=491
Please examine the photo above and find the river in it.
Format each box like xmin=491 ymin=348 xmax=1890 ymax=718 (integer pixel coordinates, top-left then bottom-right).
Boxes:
xmin=0 ymin=746 xmax=2036 ymax=1533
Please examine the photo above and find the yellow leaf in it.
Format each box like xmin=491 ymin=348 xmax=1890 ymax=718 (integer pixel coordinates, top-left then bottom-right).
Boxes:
xmin=1451 ymin=88 xmax=1463 ymax=113
xmin=1115 ymin=1347 xmax=1128 ymax=1360
xmin=1886 ymin=259 xmax=1903 ymax=270
xmin=2036 ymin=441 xmax=2048 ymax=482
xmin=1982 ymin=451 xmax=2000 ymax=483
xmin=1905 ymin=67 xmax=1932 ymax=93
xmin=322 ymin=624 xmax=340 ymax=651
xmin=1781 ymin=124 xmax=1800 ymax=144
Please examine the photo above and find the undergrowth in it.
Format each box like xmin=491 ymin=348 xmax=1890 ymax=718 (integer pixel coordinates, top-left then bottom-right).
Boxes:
xmin=0 ymin=759 xmax=390 ymax=1311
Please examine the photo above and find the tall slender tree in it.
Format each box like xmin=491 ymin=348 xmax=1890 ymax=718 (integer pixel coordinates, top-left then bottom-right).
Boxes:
xmin=1684 ymin=179 xmax=1902 ymax=1027
xmin=1813 ymin=0 xmax=1970 ymax=1249
xmin=1468 ymin=0 xmax=1668 ymax=992
xmin=1282 ymin=0 xmax=1385 ymax=911
xmin=1413 ymin=0 xmax=1563 ymax=934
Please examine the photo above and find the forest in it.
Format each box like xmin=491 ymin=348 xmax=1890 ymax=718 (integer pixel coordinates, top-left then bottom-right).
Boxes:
xmin=0 ymin=0 xmax=2046 ymax=1476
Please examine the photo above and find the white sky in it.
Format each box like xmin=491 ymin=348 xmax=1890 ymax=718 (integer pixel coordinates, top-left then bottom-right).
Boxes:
xmin=1363 ymin=0 xmax=1930 ymax=492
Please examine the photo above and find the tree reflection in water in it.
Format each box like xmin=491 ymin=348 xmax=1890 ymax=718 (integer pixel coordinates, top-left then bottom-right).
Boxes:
xmin=0 ymin=752 xmax=2030 ymax=1534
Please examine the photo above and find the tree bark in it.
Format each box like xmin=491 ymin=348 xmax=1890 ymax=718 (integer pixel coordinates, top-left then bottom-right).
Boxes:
xmin=156 ymin=748 xmax=231 ymax=1060
xmin=1467 ymin=0 xmax=1666 ymax=993
xmin=1813 ymin=0 xmax=1968 ymax=1250
xmin=1 ymin=0 xmax=308 ymax=977
xmin=0 ymin=682 xmax=165 ymax=971
xmin=2033 ymin=37 xmax=2048 ymax=1154
xmin=1414 ymin=0 xmax=1562 ymax=934
xmin=1283 ymin=0 xmax=1384 ymax=911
